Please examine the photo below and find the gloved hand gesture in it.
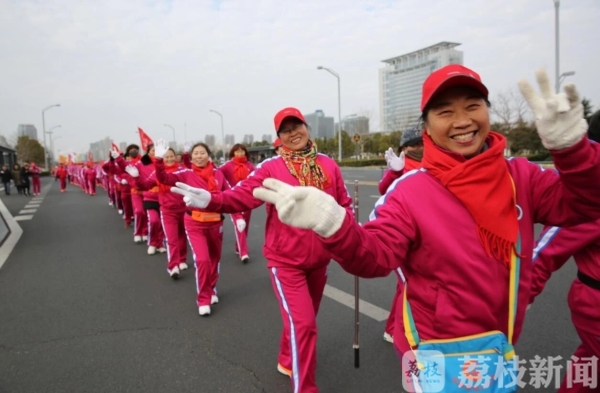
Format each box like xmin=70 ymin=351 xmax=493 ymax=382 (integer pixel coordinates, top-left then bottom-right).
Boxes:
xmin=125 ymin=165 xmax=139 ymax=178
xmin=171 ymin=182 xmax=211 ymax=209
xmin=110 ymin=149 xmax=120 ymax=159
xmin=253 ymin=178 xmax=346 ymax=238
xmin=518 ymin=68 xmax=588 ymax=150
xmin=154 ymin=139 xmax=169 ymax=159
xmin=235 ymin=219 xmax=246 ymax=232
xmin=385 ymin=148 xmax=405 ymax=172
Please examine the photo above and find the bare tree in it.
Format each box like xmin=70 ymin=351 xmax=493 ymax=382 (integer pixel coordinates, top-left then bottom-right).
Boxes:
xmin=490 ymin=88 xmax=530 ymax=134
xmin=385 ymin=109 xmax=418 ymax=132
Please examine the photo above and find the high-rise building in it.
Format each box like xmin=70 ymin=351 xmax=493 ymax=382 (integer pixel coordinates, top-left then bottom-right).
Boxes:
xmin=90 ymin=137 xmax=113 ymax=161
xmin=379 ymin=42 xmax=463 ymax=131
xmin=119 ymin=142 xmax=128 ymax=152
xmin=225 ymin=134 xmax=235 ymax=146
xmin=243 ymin=134 xmax=254 ymax=145
xmin=261 ymin=134 xmax=273 ymax=144
xmin=17 ymin=124 xmax=38 ymax=141
xmin=304 ymin=110 xmax=334 ymax=139
xmin=335 ymin=116 xmax=370 ymax=136
xmin=205 ymin=134 xmax=216 ymax=147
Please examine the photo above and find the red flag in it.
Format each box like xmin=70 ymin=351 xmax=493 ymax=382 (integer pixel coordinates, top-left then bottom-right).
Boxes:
xmin=111 ymin=142 xmax=121 ymax=154
xmin=138 ymin=127 xmax=154 ymax=152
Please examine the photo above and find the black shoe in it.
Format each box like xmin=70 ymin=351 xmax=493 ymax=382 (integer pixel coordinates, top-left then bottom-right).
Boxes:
xmin=241 ymin=256 xmax=250 ymax=264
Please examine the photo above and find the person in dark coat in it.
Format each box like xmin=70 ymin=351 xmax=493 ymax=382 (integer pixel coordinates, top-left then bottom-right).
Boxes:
xmin=1 ymin=165 xmax=12 ymax=195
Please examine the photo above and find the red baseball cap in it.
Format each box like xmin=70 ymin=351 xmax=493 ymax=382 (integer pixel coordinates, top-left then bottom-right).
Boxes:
xmin=273 ymin=138 xmax=282 ymax=148
xmin=420 ymin=65 xmax=488 ymax=112
xmin=274 ymin=107 xmax=306 ymax=132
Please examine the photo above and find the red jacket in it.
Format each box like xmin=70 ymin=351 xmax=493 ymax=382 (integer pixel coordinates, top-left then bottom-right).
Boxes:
xmin=206 ymin=154 xmax=354 ymax=270
xmin=218 ymin=159 xmax=256 ymax=187
xmin=136 ymin=165 xmax=186 ymax=212
xmin=318 ymin=137 xmax=600 ymax=355
xmin=531 ymin=220 xmax=600 ymax=335
xmin=55 ymin=167 xmax=68 ymax=179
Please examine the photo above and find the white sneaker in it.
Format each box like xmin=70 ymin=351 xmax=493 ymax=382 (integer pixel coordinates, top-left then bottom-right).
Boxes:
xmin=109 ymin=202 xmax=113 ymax=206
xmin=383 ymin=332 xmax=394 ymax=343
xmin=142 ymin=236 xmax=148 ymax=241
xmin=168 ymin=266 xmax=180 ymax=279
xmin=134 ymin=236 xmax=142 ymax=243
xmin=277 ymin=363 xmax=292 ymax=378
xmin=147 ymin=246 xmax=156 ymax=255
xmin=179 ymin=263 xmax=189 ymax=270
xmin=211 ymin=295 xmax=219 ymax=305
xmin=118 ymin=209 xmax=123 ymax=215
xmin=157 ymin=247 xmax=167 ymax=253
xmin=199 ymin=305 xmax=211 ymax=316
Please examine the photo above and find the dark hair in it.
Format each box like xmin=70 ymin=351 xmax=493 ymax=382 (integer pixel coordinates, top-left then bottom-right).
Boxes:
xmin=166 ymin=148 xmax=176 ymax=156
xmin=146 ymin=144 xmax=154 ymax=153
xmin=229 ymin=143 xmax=249 ymax=159
xmin=126 ymin=144 xmax=140 ymax=154
xmin=191 ymin=142 xmax=212 ymax=156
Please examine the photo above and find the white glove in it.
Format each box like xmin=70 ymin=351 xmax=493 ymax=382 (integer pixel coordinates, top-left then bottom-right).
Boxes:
xmin=184 ymin=142 xmax=192 ymax=153
xmin=121 ymin=179 xmax=128 ymax=185
xmin=125 ymin=165 xmax=139 ymax=178
xmin=385 ymin=148 xmax=405 ymax=172
xmin=154 ymin=139 xmax=169 ymax=159
xmin=171 ymin=182 xmax=211 ymax=209
xmin=110 ymin=149 xmax=120 ymax=159
xmin=253 ymin=178 xmax=346 ymax=238
xmin=518 ymin=68 xmax=588 ymax=150
xmin=235 ymin=219 xmax=246 ymax=232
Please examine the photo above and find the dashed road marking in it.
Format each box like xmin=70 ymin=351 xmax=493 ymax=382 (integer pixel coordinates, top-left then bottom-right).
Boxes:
xmin=15 ymin=215 xmax=34 ymax=221
xmin=18 ymin=209 xmax=37 ymax=214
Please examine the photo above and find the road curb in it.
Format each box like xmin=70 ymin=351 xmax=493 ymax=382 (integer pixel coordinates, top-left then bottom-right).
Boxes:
xmin=0 ymin=195 xmax=24 ymax=270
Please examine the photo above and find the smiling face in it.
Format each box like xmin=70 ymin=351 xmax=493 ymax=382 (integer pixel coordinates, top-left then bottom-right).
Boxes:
xmin=164 ymin=149 xmax=176 ymax=166
xmin=424 ymin=86 xmax=490 ymax=159
xmin=278 ymin=117 xmax=310 ymax=151
xmin=192 ymin=145 xmax=210 ymax=167
xmin=233 ymin=149 xmax=246 ymax=158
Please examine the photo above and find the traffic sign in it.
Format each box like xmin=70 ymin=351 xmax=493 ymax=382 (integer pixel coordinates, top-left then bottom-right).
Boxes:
xmin=353 ymin=134 xmax=360 ymax=142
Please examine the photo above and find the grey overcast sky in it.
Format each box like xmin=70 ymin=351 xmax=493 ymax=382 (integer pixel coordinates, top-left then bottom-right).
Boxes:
xmin=1 ymin=0 xmax=598 ymax=156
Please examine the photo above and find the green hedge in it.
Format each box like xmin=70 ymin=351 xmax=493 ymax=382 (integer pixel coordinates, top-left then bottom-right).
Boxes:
xmin=339 ymin=159 xmax=386 ymax=167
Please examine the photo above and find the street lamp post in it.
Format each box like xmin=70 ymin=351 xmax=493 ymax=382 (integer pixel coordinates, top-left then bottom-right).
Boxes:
xmin=46 ymin=125 xmax=61 ymax=166
xmin=553 ymin=0 xmax=560 ymax=93
xmin=42 ymin=104 xmax=60 ymax=169
xmin=163 ymin=124 xmax=176 ymax=144
xmin=317 ymin=66 xmax=342 ymax=161
xmin=209 ymin=109 xmax=225 ymax=153
xmin=558 ymin=71 xmax=575 ymax=89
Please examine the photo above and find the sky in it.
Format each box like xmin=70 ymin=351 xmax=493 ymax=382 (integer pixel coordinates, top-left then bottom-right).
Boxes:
xmin=1 ymin=0 xmax=599 ymax=156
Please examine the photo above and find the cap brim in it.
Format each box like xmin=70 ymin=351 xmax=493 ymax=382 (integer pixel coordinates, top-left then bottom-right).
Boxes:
xmin=424 ymin=76 xmax=489 ymax=111
xmin=276 ymin=115 xmax=305 ymax=132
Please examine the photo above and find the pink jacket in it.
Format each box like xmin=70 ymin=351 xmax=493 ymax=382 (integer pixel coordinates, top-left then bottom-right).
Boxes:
xmin=378 ymin=169 xmax=403 ymax=195
xmin=318 ymin=138 xmax=600 ymax=355
xmin=206 ymin=154 xmax=354 ymax=270
xmin=154 ymin=159 xmax=241 ymax=223
xmin=29 ymin=166 xmax=41 ymax=179
xmin=136 ymin=166 xmax=186 ymax=212
xmin=219 ymin=159 xmax=256 ymax=187
xmin=530 ymin=220 xmax=600 ymax=334
xmin=115 ymin=157 xmax=156 ymax=201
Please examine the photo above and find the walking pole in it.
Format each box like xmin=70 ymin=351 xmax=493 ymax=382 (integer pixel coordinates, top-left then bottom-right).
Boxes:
xmin=353 ymin=180 xmax=360 ymax=368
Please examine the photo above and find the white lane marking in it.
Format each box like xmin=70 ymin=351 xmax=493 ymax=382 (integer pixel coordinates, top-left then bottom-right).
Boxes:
xmin=0 ymin=196 xmax=24 ymax=270
xmin=24 ymin=205 xmax=40 ymax=209
xmin=369 ymin=195 xmax=380 ymax=198
xmin=18 ymin=209 xmax=37 ymax=214
xmin=14 ymin=215 xmax=34 ymax=221
xmin=323 ymin=284 xmax=389 ymax=322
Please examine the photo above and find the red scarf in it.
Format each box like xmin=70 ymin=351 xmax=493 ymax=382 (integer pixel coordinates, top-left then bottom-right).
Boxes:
xmin=158 ymin=163 xmax=179 ymax=193
xmin=422 ymin=131 xmax=518 ymax=267
xmin=233 ymin=156 xmax=250 ymax=183
xmin=404 ymin=156 xmax=421 ymax=172
xmin=192 ymin=162 xmax=218 ymax=192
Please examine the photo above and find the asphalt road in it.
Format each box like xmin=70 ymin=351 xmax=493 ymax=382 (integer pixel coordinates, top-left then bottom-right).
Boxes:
xmin=0 ymin=174 xmax=580 ymax=393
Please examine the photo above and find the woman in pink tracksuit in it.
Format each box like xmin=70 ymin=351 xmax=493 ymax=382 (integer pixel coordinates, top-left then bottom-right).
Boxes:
xmin=530 ymin=220 xmax=600 ymax=392
xmin=377 ymin=127 xmax=424 ymax=345
xmin=102 ymin=154 xmax=116 ymax=207
xmin=115 ymin=146 xmax=138 ymax=229
xmin=127 ymin=147 xmax=188 ymax=278
xmin=114 ymin=145 xmax=147 ymax=243
xmin=219 ymin=143 xmax=255 ymax=264
xmin=29 ymin=163 xmax=42 ymax=195
xmin=171 ymin=108 xmax=353 ymax=393
xmin=85 ymin=164 xmax=97 ymax=195
xmin=118 ymin=145 xmax=164 ymax=254
xmin=155 ymin=141 xmax=241 ymax=316
xmin=247 ymin=67 xmax=600 ymax=392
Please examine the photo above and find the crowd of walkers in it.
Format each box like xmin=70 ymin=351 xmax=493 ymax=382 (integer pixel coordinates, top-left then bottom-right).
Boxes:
xmin=51 ymin=65 xmax=600 ymax=392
